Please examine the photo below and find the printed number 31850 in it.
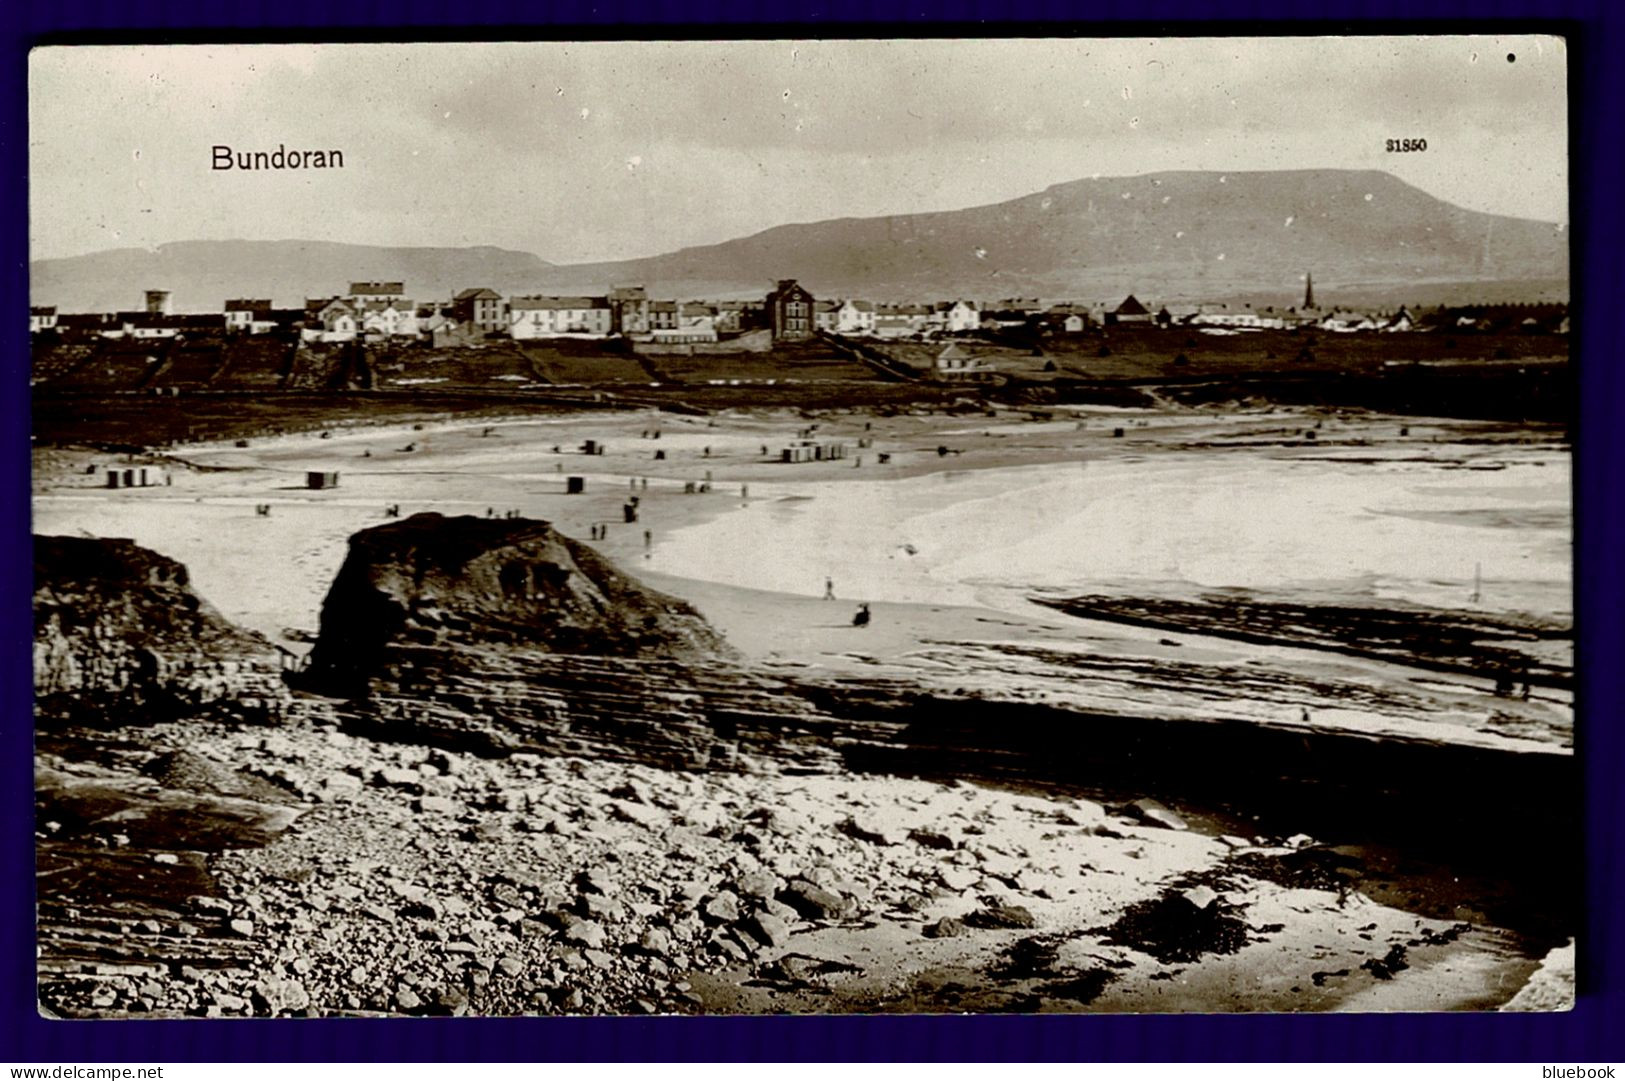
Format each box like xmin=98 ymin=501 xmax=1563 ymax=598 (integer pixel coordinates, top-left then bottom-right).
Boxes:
xmin=1386 ymin=138 xmax=1428 ymax=152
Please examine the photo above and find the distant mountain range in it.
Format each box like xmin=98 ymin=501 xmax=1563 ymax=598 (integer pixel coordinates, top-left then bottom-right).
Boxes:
xmin=30 ymin=170 xmax=1567 ymax=314
xmin=30 ymin=241 xmax=557 ymax=315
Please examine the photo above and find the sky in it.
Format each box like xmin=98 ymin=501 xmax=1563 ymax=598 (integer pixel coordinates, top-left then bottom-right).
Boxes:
xmin=28 ymin=36 xmax=1569 ymax=264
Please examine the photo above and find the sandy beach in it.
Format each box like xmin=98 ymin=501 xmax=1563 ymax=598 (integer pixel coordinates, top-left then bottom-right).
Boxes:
xmin=35 ymin=404 xmax=1570 ymax=630
xmin=34 ymin=403 xmax=1572 ymax=754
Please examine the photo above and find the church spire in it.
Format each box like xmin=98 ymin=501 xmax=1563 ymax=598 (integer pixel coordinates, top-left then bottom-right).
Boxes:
xmin=1304 ymin=271 xmax=1316 ymax=311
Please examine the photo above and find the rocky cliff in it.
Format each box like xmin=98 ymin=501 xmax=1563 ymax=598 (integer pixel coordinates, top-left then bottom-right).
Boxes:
xmin=33 ymin=535 xmax=290 ymax=726
xmin=303 ymin=514 xmax=734 ymax=696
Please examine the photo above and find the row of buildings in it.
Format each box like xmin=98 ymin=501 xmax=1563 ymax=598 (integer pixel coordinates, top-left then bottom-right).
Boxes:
xmin=33 ymin=274 xmax=1548 ymax=345
xmin=28 ymin=280 xmax=990 ymax=346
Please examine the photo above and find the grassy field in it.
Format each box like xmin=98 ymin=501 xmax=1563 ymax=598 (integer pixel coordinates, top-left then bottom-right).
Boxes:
xmin=648 ymin=353 xmax=880 ymax=384
xmin=210 ymin=338 xmax=297 ymax=391
xmin=863 ymin=325 xmax=1567 ymax=384
xmin=1033 ymin=325 xmax=1565 ymax=381
xmin=30 ymin=327 xmax=1571 ymax=447
xmin=375 ymin=344 xmax=543 ymax=388
xmin=30 ymin=392 xmax=601 ymax=450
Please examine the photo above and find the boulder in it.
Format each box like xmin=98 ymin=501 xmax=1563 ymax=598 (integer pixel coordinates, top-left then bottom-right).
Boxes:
xmin=700 ymin=892 xmax=741 ymax=925
xmin=321 ymin=773 xmax=364 ymax=799
xmin=610 ymin=800 xmax=664 ymax=829
xmin=636 ymin=929 xmax=672 ymax=956
xmin=739 ymin=912 xmax=791 ymax=949
xmin=302 ymin=514 xmax=734 ymax=694
xmin=560 ymin=918 xmax=607 ymax=949
xmin=963 ymin=904 xmax=1037 ymax=930
xmin=397 ymin=897 xmax=443 ymax=921
xmin=374 ymin=767 xmax=422 ymax=791
xmin=839 ymin=817 xmax=902 ymax=846
xmin=1122 ymin=798 xmax=1188 ymax=831
xmin=777 ymin=879 xmax=851 ymax=921
xmin=1179 ymin=886 xmax=1219 ymax=911
xmin=908 ymin=828 xmax=958 ymax=850
xmin=732 ymin=871 xmax=783 ymax=902
xmin=250 ymin=978 xmax=310 ymax=1016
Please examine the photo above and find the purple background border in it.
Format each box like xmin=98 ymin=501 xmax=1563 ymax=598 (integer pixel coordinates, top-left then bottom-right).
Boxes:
xmin=3 ymin=2 xmax=1619 ymax=1062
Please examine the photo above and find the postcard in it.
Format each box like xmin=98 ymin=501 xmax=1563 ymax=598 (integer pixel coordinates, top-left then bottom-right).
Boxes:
xmin=29 ymin=36 xmax=1572 ymax=1017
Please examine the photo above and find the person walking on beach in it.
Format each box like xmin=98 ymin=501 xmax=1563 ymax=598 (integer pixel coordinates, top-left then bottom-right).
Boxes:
xmin=824 ymin=577 xmax=836 ymax=600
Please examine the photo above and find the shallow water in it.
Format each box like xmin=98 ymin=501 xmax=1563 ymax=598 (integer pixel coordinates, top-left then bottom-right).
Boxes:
xmin=644 ymin=447 xmax=1571 ymax=620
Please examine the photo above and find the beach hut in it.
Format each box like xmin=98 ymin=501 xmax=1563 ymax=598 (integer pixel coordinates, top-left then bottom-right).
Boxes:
xmin=566 ymin=476 xmax=585 ymax=494
xmin=305 ymin=471 xmax=341 ymax=490
xmin=103 ymin=465 xmax=166 ymax=489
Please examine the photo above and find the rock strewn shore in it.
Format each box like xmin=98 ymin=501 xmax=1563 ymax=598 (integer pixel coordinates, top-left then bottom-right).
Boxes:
xmin=39 ymin=706 xmax=1537 ymax=1018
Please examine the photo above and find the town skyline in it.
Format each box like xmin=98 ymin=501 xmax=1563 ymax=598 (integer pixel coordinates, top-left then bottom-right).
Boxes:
xmin=29 ymin=37 xmax=1568 ymax=264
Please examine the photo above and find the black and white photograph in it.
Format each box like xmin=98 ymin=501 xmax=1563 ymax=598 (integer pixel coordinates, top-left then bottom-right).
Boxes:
xmin=28 ymin=36 xmax=1573 ymax=1019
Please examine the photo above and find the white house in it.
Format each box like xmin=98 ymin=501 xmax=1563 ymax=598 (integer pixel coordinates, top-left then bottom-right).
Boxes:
xmin=937 ymin=300 xmax=980 ymax=333
xmin=301 ymin=299 xmax=359 ymax=342
xmin=1190 ymin=311 xmax=1286 ymax=330
xmin=30 ymin=306 xmax=58 ymax=333
xmin=509 ymin=296 xmax=613 ymax=339
xmin=129 ymin=316 xmax=181 ymax=340
xmin=357 ymin=300 xmax=421 ymax=338
xmin=1049 ymin=304 xmax=1094 ymax=332
xmin=1317 ymin=310 xmax=1380 ymax=333
xmin=835 ymin=299 xmax=877 ymax=335
xmin=874 ymin=304 xmax=933 ymax=339
xmin=225 ymin=299 xmax=272 ymax=333
xmin=650 ymin=316 xmax=719 ymax=344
